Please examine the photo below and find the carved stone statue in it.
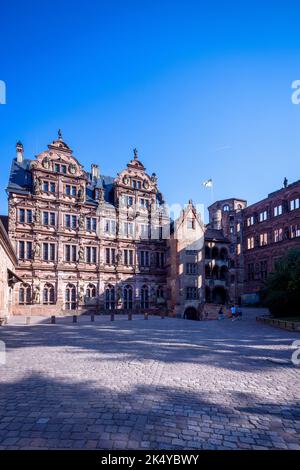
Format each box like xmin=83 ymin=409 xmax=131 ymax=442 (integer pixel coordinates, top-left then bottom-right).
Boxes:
xmin=78 ymin=245 xmax=85 ymax=262
xmin=151 ymin=173 xmax=158 ymax=184
xmin=33 ymin=286 xmax=40 ymax=304
xmin=116 ymin=249 xmax=122 ymax=264
xmin=77 ymin=185 xmax=85 ymax=202
xmin=42 ymin=156 xmax=51 ymax=169
xmin=284 ymin=177 xmax=288 ymax=188
xmin=78 ymin=285 xmax=85 ymax=303
xmin=33 ymin=242 xmax=41 ymax=259
xmin=34 ymin=210 xmax=41 ymax=224
xmin=78 ymin=214 xmax=84 ymax=229
xmin=34 ymin=178 xmax=42 ymax=195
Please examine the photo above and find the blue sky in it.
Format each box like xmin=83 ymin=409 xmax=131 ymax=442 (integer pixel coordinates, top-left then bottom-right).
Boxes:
xmin=1 ymin=0 xmax=300 ymax=219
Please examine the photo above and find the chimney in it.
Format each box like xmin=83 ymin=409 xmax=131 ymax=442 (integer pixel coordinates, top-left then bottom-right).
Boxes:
xmin=91 ymin=164 xmax=99 ymax=180
xmin=16 ymin=141 xmax=24 ymax=163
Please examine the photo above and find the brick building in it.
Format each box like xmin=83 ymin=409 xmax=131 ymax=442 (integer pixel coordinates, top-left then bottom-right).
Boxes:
xmin=243 ymin=179 xmax=300 ymax=300
xmin=5 ymin=132 xmax=300 ymax=316
xmin=6 ymin=133 xmax=169 ymax=315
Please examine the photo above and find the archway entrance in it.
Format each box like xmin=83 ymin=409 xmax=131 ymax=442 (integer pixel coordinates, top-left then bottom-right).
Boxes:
xmin=184 ymin=307 xmax=198 ymax=321
xmin=212 ymin=286 xmax=227 ymax=304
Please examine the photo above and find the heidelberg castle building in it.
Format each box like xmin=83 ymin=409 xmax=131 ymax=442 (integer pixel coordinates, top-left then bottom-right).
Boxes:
xmin=1 ymin=132 xmax=299 ymax=319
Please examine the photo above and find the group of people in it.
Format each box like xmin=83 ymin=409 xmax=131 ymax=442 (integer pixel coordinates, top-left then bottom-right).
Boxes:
xmin=218 ymin=305 xmax=242 ymax=321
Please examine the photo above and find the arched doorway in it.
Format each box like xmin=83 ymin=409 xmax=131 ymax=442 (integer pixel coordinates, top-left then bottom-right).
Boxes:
xmin=212 ymin=286 xmax=227 ymax=304
xmin=184 ymin=307 xmax=198 ymax=320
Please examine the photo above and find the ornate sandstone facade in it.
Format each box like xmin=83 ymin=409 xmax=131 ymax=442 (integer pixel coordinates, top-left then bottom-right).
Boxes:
xmin=7 ymin=133 xmax=169 ymax=315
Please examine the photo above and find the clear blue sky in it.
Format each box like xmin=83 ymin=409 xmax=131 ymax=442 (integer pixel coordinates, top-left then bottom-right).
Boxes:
xmin=1 ymin=0 xmax=300 ymax=219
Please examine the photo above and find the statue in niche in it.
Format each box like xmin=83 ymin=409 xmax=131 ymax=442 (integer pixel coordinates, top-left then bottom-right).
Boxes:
xmin=77 ymin=185 xmax=85 ymax=202
xmin=78 ymin=245 xmax=85 ymax=262
xmin=34 ymin=178 xmax=42 ymax=195
xmin=35 ymin=210 xmax=41 ymax=224
xmin=116 ymin=249 xmax=122 ymax=264
xmin=78 ymin=214 xmax=85 ymax=230
xmin=42 ymin=156 xmax=51 ymax=170
xmin=78 ymin=285 xmax=85 ymax=303
xmin=33 ymin=286 xmax=40 ymax=304
xmin=33 ymin=242 xmax=41 ymax=259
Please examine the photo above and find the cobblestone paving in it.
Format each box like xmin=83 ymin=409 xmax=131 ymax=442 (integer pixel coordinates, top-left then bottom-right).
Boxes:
xmin=0 ymin=309 xmax=299 ymax=450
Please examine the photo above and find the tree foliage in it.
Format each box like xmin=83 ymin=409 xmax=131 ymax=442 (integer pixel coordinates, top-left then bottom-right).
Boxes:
xmin=264 ymin=249 xmax=300 ymax=317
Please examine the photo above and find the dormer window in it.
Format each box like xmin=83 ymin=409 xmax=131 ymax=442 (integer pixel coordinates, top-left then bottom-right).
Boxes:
xmin=187 ymin=218 xmax=195 ymax=229
xmin=223 ymin=204 xmax=230 ymax=212
xmin=132 ymin=179 xmax=141 ymax=189
xmin=54 ymin=163 xmax=67 ymax=174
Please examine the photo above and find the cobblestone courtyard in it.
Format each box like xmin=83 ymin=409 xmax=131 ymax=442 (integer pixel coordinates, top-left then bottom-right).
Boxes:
xmin=0 ymin=309 xmax=299 ymax=450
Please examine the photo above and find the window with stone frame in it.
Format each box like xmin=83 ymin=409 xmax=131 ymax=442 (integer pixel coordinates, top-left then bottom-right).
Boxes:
xmin=140 ymin=250 xmax=150 ymax=267
xmin=105 ymin=285 xmax=115 ymax=309
xmin=274 ymin=204 xmax=283 ymax=217
xmin=105 ymin=247 xmax=116 ymax=265
xmin=124 ymin=249 xmax=134 ymax=266
xmin=19 ymin=208 xmax=33 ymax=224
xmin=290 ymin=198 xmax=300 ymax=211
xmin=19 ymin=241 xmax=33 ymax=260
xmin=43 ymin=283 xmax=55 ymax=304
xmin=65 ymin=244 xmax=77 ymax=262
xmin=43 ymin=243 xmax=56 ymax=261
xmin=85 ymin=246 xmax=97 ymax=264
xmin=186 ymin=286 xmax=198 ymax=300
xmin=19 ymin=284 xmax=31 ymax=304
xmin=86 ymin=284 xmax=97 ymax=298
xmin=140 ymin=285 xmax=149 ymax=309
xmin=104 ymin=219 xmax=116 ymax=235
xmin=186 ymin=262 xmax=197 ymax=275
xmin=123 ymin=285 xmax=133 ymax=310
xmin=259 ymin=232 xmax=268 ymax=246
xmin=274 ymin=228 xmax=283 ymax=243
xmin=86 ymin=217 xmax=97 ymax=232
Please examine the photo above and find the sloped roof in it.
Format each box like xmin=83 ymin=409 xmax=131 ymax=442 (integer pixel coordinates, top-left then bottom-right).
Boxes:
xmin=6 ymin=159 xmax=32 ymax=195
xmin=205 ymin=228 xmax=231 ymax=243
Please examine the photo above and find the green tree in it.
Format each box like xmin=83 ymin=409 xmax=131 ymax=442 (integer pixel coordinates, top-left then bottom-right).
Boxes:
xmin=264 ymin=248 xmax=300 ymax=317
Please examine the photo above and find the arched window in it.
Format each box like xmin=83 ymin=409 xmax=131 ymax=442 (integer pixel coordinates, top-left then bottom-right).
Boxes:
xmin=105 ymin=285 xmax=115 ymax=310
xmin=123 ymin=285 xmax=133 ymax=310
xmin=43 ymin=283 xmax=55 ymax=304
xmin=223 ymin=204 xmax=230 ymax=212
xmin=141 ymin=285 xmax=149 ymax=309
xmin=86 ymin=284 xmax=97 ymax=298
xmin=19 ymin=284 xmax=31 ymax=305
xmin=65 ymin=284 xmax=76 ymax=310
